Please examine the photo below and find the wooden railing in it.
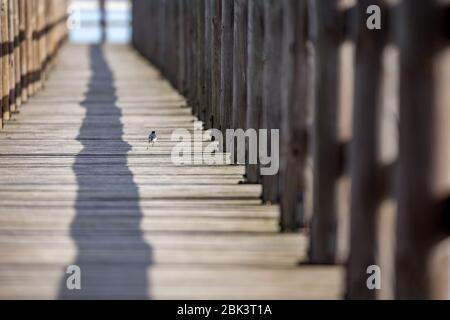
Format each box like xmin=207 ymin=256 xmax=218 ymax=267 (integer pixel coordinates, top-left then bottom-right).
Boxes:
xmin=132 ymin=0 xmax=449 ymax=299
xmin=0 ymin=0 xmax=69 ymax=127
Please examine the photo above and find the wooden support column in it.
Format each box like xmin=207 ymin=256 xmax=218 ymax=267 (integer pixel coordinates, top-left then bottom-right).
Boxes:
xmin=211 ymin=0 xmax=222 ymax=129
xmin=13 ymin=0 xmax=20 ymax=108
xmin=147 ymin=0 xmax=156 ymax=61
xmin=279 ymin=0 xmax=309 ymax=231
xmin=396 ymin=0 xmax=450 ymax=300
xmin=100 ymin=0 xmax=106 ymax=43
xmin=0 ymin=1 xmax=3 ymax=127
xmin=166 ymin=0 xmax=173 ymax=82
xmin=308 ymin=0 xmax=341 ymax=263
xmin=29 ymin=0 xmax=38 ymax=95
xmin=8 ymin=0 xmax=15 ymax=112
xmin=177 ymin=0 xmax=186 ymax=94
xmin=25 ymin=0 xmax=33 ymax=96
xmin=169 ymin=0 xmax=178 ymax=85
xmin=1 ymin=0 xmax=10 ymax=121
xmin=246 ymin=0 xmax=264 ymax=183
xmin=35 ymin=0 xmax=43 ymax=91
xmin=232 ymin=0 xmax=247 ymax=130
xmin=45 ymin=0 xmax=52 ymax=74
xmin=346 ymin=0 xmax=387 ymax=299
xmin=220 ymin=0 xmax=234 ymax=131
xmin=196 ymin=0 xmax=206 ymax=121
xmin=204 ymin=0 xmax=213 ymax=128
xmin=261 ymin=0 xmax=282 ymax=203
xmin=187 ymin=0 xmax=196 ymax=109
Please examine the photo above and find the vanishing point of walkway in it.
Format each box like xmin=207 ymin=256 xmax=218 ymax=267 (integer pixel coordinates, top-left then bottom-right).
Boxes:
xmin=0 ymin=44 xmax=342 ymax=299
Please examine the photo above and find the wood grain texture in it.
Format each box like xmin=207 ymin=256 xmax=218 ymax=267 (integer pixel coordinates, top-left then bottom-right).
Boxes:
xmin=0 ymin=43 xmax=342 ymax=300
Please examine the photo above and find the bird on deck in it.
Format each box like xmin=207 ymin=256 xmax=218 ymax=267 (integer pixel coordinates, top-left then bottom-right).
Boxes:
xmin=148 ymin=131 xmax=157 ymax=149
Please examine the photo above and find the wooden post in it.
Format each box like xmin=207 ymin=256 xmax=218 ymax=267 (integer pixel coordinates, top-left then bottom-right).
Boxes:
xmin=13 ymin=0 xmax=20 ymax=108
xmin=169 ymin=0 xmax=177 ymax=84
xmin=232 ymin=0 xmax=247 ymax=130
xmin=186 ymin=0 xmax=195 ymax=108
xmin=204 ymin=0 xmax=212 ymax=128
xmin=211 ymin=0 xmax=222 ymax=129
xmin=196 ymin=0 xmax=205 ymax=121
xmin=346 ymin=0 xmax=386 ymax=299
xmin=28 ymin=0 xmax=40 ymax=95
xmin=45 ymin=0 xmax=52 ymax=75
xmin=40 ymin=0 xmax=46 ymax=83
xmin=0 ymin=2 xmax=3 ymax=128
xmin=396 ymin=0 xmax=450 ymax=299
xmin=278 ymin=0 xmax=309 ymax=231
xmin=220 ymin=0 xmax=234 ymax=131
xmin=261 ymin=0 xmax=282 ymax=203
xmin=246 ymin=0 xmax=264 ymax=183
xmin=177 ymin=0 xmax=185 ymax=93
xmin=178 ymin=0 xmax=188 ymax=95
xmin=25 ymin=0 xmax=34 ymax=97
xmin=8 ymin=0 xmax=15 ymax=112
xmin=1 ymin=0 xmax=10 ymax=121
xmin=173 ymin=0 xmax=179 ymax=86
xmin=35 ymin=0 xmax=43 ymax=91
xmin=308 ymin=0 xmax=341 ymax=263
xmin=100 ymin=0 xmax=106 ymax=43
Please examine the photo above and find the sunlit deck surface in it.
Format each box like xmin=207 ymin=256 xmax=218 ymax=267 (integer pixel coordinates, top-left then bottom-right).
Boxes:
xmin=0 ymin=44 xmax=342 ymax=299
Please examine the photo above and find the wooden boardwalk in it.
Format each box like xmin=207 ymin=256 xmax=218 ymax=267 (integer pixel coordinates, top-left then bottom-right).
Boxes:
xmin=0 ymin=44 xmax=342 ymax=299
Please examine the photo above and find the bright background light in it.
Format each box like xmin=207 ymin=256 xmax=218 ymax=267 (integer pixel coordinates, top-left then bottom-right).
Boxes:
xmin=69 ymin=0 xmax=131 ymax=44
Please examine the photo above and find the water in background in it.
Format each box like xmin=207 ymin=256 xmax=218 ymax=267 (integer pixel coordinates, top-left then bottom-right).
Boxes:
xmin=69 ymin=0 xmax=131 ymax=44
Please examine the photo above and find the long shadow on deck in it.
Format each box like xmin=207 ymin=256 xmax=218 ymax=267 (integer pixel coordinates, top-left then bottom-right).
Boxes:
xmin=59 ymin=45 xmax=152 ymax=299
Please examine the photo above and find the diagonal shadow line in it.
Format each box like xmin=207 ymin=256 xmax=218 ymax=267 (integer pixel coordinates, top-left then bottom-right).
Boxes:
xmin=59 ymin=45 xmax=152 ymax=299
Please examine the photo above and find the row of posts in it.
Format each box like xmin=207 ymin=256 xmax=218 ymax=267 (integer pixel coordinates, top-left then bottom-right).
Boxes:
xmin=132 ymin=0 xmax=450 ymax=299
xmin=0 ymin=0 xmax=69 ymax=128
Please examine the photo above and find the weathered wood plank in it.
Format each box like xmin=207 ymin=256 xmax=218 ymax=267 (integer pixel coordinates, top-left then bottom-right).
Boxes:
xmin=0 ymin=43 xmax=342 ymax=300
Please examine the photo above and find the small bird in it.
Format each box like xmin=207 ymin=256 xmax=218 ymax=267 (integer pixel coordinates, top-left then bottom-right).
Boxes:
xmin=148 ymin=131 xmax=157 ymax=149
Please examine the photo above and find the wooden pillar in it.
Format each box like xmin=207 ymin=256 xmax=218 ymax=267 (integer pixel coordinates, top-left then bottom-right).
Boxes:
xmin=8 ymin=0 xmax=15 ymax=112
xmin=182 ymin=0 xmax=188 ymax=101
xmin=204 ymin=0 xmax=213 ymax=128
xmin=192 ymin=0 xmax=199 ymax=116
xmin=346 ymin=0 xmax=386 ymax=299
xmin=278 ymin=0 xmax=309 ymax=231
xmin=100 ymin=0 xmax=106 ymax=43
xmin=30 ymin=0 xmax=38 ymax=94
xmin=1 ymin=0 xmax=10 ymax=121
xmin=176 ymin=0 xmax=184 ymax=92
xmin=13 ymin=0 xmax=20 ymax=108
xmin=170 ymin=0 xmax=178 ymax=84
xmin=196 ymin=0 xmax=205 ymax=121
xmin=131 ymin=0 xmax=138 ymax=48
xmin=173 ymin=0 xmax=178 ymax=83
xmin=245 ymin=0 xmax=264 ymax=183
xmin=396 ymin=0 xmax=450 ymax=300
xmin=166 ymin=0 xmax=173 ymax=83
xmin=44 ymin=0 xmax=52 ymax=75
xmin=0 ymin=1 xmax=3 ymax=128
xmin=220 ymin=0 xmax=234 ymax=131
xmin=211 ymin=0 xmax=222 ymax=129
xmin=35 ymin=0 xmax=43 ymax=91
xmin=308 ymin=0 xmax=341 ymax=263
xmin=232 ymin=0 xmax=247 ymax=130
xmin=158 ymin=0 xmax=166 ymax=71
xmin=25 ymin=0 xmax=33 ymax=96
xmin=261 ymin=0 xmax=282 ymax=203
xmin=187 ymin=0 xmax=196 ymax=108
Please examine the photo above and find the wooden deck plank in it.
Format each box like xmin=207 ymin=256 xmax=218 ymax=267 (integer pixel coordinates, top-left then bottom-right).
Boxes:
xmin=0 ymin=44 xmax=343 ymax=299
